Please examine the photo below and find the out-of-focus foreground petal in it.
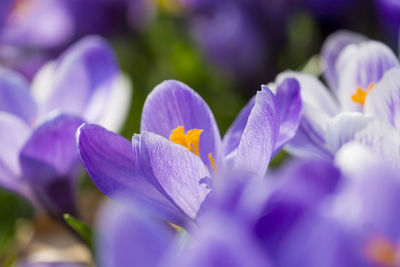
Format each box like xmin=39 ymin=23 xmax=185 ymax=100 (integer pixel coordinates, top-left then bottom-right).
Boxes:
xmin=97 ymin=199 xmax=175 ymax=267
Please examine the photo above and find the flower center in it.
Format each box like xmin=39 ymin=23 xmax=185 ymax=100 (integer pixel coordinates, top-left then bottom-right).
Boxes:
xmin=170 ymin=126 xmax=203 ymax=157
xmin=351 ymin=83 xmax=375 ymax=106
xmin=366 ymin=236 xmax=399 ymax=266
xmin=169 ymin=126 xmax=217 ymax=173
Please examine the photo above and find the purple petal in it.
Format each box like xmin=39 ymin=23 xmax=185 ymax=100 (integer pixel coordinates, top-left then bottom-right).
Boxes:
xmin=0 ymin=67 xmax=37 ymax=124
xmin=364 ymin=67 xmax=400 ymax=130
xmin=77 ymin=124 xmax=187 ymax=225
xmin=277 ymin=71 xmax=339 ymax=116
xmin=222 ymin=96 xmax=255 ymax=157
xmin=0 ymin=112 xmax=34 ymax=200
xmin=274 ymin=78 xmax=302 ymax=152
xmin=141 ymin=80 xmax=222 ymax=169
xmin=182 ymin=213 xmax=273 ymax=267
xmin=321 ymin=30 xmax=368 ymax=90
xmin=336 ymin=41 xmax=399 ymax=111
xmin=20 ymin=114 xmax=85 ymax=217
xmin=138 ymin=132 xmax=211 ymax=219
xmin=232 ymin=87 xmax=279 ymax=177
xmin=34 ymin=36 xmax=119 ymax=123
xmin=97 ymin=199 xmax=175 ymax=267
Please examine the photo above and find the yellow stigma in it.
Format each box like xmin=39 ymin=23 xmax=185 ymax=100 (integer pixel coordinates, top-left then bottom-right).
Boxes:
xmin=351 ymin=83 xmax=375 ymax=106
xmin=366 ymin=236 xmax=399 ymax=266
xmin=208 ymin=153 xmax=217 ymax=174
xmin=169 ymin=126 xmax=203 ymax=157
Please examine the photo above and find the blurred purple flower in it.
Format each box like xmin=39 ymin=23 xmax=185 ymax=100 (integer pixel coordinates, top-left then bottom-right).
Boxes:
xmin=375 ymin=0 xmax=400 ymax=39
xmin=77 ymin=78 xmax=301 ymax=226
xmin=0 ymin=0 xmax=155 ymax=78
xmin=0 ymin=36 xmax=131 ymax=218
xmin=279 ymin=32 xmax=400 ymax=164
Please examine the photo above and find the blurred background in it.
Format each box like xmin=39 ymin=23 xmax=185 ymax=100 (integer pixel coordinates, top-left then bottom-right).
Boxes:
xmin=0 ymin=0 xmax=399 ymax=265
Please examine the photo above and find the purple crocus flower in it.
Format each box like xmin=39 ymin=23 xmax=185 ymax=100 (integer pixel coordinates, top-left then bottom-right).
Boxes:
xmin=77 ymin=78 xmax=301 ymax=226
xmin=0 ymin=35 xmax=130 ymax=218
xmin=279 ymin=31 xmax=400 ymax=164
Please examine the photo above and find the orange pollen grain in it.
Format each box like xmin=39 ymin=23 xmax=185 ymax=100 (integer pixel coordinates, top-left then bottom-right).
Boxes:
xmin=351 ymin=83 xmax=375 ymax=106
xmin=366 ymin=236 xmax=399 ymax=266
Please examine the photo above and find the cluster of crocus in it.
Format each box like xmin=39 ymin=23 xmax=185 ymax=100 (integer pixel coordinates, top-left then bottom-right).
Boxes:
xmin=279 ymin=30 xmax=400 ymax=166
xmin=78 ymin=31 xmax=400 ymax=267
xmin=0 ymin=35 xmax=131 ymax=219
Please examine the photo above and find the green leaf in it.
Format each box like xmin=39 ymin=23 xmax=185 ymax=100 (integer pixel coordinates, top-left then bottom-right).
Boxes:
xmin=63 ymin=214 xmax=94 ymax=252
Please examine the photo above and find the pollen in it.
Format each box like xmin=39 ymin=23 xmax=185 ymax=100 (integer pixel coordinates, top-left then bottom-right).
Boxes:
xmin=351 ymin=83 xmax=375 ymax=105
xmin=169 ymin=126 xmax=203 ymax=157
xmin=208 ymin=153 xmax=217 ymax=174
xmin=366 ymin=236 xmax=399 ymax=266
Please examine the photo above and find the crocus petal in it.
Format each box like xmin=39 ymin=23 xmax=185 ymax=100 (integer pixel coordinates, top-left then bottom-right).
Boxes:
xmin=364 ymin=67 xmax=400 ymax=130
xmin=95 ymin=73 xmax=132 ymax=132
xmin=284 ymin=104 xmax=332 ymax=160
xmin=277 ymin=71 xmax=339 ymax=116
xmin=0 ymin=67 xmax=37 ymax=124
xmin=336 ymin=41 xmax=399 ymax=111
xmin=97 ymin=199 xmax=175 ymax=267
xmin=32 ymin=36 xmax=119 ymax=123
xmin=138 ymin=132 xmax=211 ymax=219
xmin=20 ymin=114 xmax=85 ymax=217
xmin=274 ymin=78 xmax=302 ymax=152
xmin=353 ymin=120 xmax=400 ymax=167
xmin=141 ymin=80 xmax=222 ymax=169
xmin=324 ymin=112 xmax=374 ymax=154
xmin=233 ymin=86 xmax=279 ymax=177
xmin=222 ymin=96 xmax=255 ymax=157
xmin=77 ymin=124 xmax=187 ymax=225
xmin=321 ymin=30 xmax=368 ymax=90
xmin=0 ymin=112 xmax=34 ymax=200
xmin=181 ymin=213 xmax=273 ymax=267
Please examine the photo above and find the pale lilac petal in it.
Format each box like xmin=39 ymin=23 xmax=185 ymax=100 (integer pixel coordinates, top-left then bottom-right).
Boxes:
xmin=138 ymin=132 xmax=211 ymax=219
xmin=233 ymin=86 xmax=279 ymax=177
xmin=275 ymin=78 xmax=302 ymax=151
xmin=95 ymin=73 xmax=132 ymax=132
xmin=77 ymin=124 xmax=187 ymax=225
xmin=141 ymin=80 xmax=222 ymax=169
xmin=0 ymin=112 xmax=33 ymax=199
xmin=97 ymin=199 xmax=175 ymax=267
xmin=284 ymin=104 xmax=332 ymax=160
xmin=277 ymin=71 xmax=339 ymax=116
xmin=364 ymin=67 xmax=400 ymax=130
xmin=0 ymin=67 xmax=37 ymax=124
xmin=324 ymin=112 xmax=374 ymax=154
xmin=336 ymin=41 xmax=399 ymax=111
xmin=321 ymin=30 xmax=368 ymax=90
xmin=35 ymin=36 xmax=119 ymax=123
xmin=20 ymin=114 xmax=85 ymax=217
xmin=353 ymin=120 xmax=400 ymax=167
